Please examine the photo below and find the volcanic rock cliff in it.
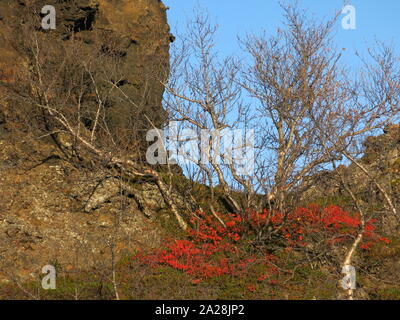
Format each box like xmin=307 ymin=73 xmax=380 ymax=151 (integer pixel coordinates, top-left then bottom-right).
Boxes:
xmin=0 ymin=0 xmax=175 ymax=282
xmin=0 ymin=0 xmax=172 ymax=136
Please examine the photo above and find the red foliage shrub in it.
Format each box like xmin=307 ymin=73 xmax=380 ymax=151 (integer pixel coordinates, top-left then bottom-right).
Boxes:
xmin=284 ymin=205 xmax=387 ymax=249
xmin=247 ymin=204 xmax=388 ymax=249
xmin=134 ymin=210 xmax=279 ymax=281
xmin=133 ymin=204 xmax=389 ymax=283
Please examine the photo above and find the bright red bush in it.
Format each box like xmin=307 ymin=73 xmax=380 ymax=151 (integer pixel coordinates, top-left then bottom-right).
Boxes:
xmin=284 ymin=205 xmax=387 ymax=248
xmin=133 ymin=204 xmax=389 ymax=283
xmin=246 ymin=204 xmax=388 ymax=249
xmin=134 ymin=209 xmax=279 ymax=281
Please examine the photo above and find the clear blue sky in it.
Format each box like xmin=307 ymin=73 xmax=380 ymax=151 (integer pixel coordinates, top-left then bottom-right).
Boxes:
xmin=162 ymin=0 xmax=399 ymax=177
xmin=164 ymin=0 xmax=400 ymax=66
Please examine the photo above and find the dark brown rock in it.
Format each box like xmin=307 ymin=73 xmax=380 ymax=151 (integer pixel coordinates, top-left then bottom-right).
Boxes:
xmin=0 ymin=0 xmax=172 ymax=281
xmin=0 ymin=0 xmax=170 ymax=142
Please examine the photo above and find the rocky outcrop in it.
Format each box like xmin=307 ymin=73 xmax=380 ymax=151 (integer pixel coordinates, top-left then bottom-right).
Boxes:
xmin=362 ymin=124 xmax=400 ymax=167
xmin=302 ymin=125 xmax=400 ymax=224
xmin=0 ymin=0 xmax=174 ymax=282
xmin=0 ymin=0 xmax=172 ymax=139
xmin=0 ymin=133 xmax=169 ymax=282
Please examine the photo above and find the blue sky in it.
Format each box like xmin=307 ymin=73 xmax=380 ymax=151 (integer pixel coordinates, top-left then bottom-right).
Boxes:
xmin=164 ymin=0 xmax=400 ymax=67
xmin=162 ymin=0 xmax=400 ymax=179
xmin=163 ymin=0 xmax=400 ymax=130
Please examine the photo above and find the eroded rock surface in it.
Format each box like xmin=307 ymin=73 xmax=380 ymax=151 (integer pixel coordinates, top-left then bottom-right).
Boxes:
xmin=0 ymin=131 xmax=186 ymax=283
xmin=0 ymin=0 xmax=171 ymax=137
xmin=0 ymin=0 xmax=173 ymax=281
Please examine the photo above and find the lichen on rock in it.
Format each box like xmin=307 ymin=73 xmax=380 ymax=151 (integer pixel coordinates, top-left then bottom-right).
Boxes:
xmin=0 ymin=0 xmax=173 ymax=281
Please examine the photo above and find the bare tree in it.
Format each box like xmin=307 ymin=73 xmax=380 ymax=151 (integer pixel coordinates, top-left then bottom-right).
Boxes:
xmin=241 ymin=2 xmax=399 ymax=235
xmin=163 ymin=4 xmax=399 ymax=239
xmin=240 ymin=4 xmax=349 ymax=215
xmin=317 ymin=43 xmax=400 ymax=224
xmin=163 ymin=8 xmax=257 ymax=215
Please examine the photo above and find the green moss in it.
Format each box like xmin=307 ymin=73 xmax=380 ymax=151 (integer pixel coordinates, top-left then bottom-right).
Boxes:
xmin=0 ymin=276 xmax=116 ymax=300
xmin=311 ymin=195 xmax=354 ymax=209
xmin=155 ymin=209 xmax=187 ymax=239
xmin=128 ymin=266 xmax=205 ymax=299
xmin=375 ymin=287 xmax=400 ymax=300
